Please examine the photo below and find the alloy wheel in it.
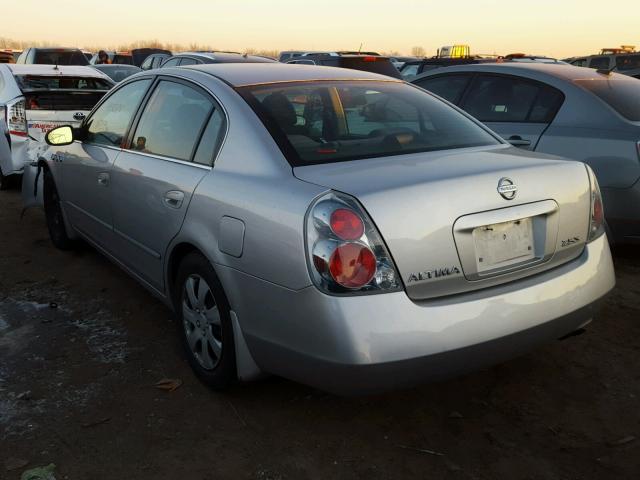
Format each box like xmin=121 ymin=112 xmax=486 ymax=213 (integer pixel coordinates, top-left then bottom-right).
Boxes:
xmin=182 ymin=274 xmax=223 ymax=370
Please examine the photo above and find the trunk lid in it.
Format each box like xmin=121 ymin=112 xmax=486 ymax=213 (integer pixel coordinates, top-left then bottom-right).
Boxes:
xmin=294 ymin=145 xmax=592 ymax=300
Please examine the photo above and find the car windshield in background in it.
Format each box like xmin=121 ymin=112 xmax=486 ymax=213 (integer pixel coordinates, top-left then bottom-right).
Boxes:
xmin=575 ymin=78 xmax=640 ymax=121
xmin=33 ymin=50 xmax=89 ymax=65
xmin=16 ymin=75 xmax=112 ymax=91
xmin=92 ymin=65 xmax=141 ymax=82
xmin=616 ymin=54 xmax=640 ymax=71
xmin=241 ymin=81 xmax=499 ymax=166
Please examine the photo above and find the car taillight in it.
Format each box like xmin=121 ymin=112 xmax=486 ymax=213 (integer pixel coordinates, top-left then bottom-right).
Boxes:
xmin=7 ymin=97 xmax=27 ymax=137
xmin=586 ymin=165 xmax=605 ymax=242
xmin=306 ymin=191 xmax=401 ymax=294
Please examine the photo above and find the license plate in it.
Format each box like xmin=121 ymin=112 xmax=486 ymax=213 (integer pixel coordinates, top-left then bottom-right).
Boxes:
xmin=473 ymin=218 xmax=534 ymax=272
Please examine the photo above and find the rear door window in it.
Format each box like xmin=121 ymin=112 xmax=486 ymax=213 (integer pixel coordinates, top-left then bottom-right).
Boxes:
xmin=616 ymin=55 xmax=640 ymax=71
xmin=193 ymin=109 xmax=226 ymax=166
xmin=588 ymin=56 xmax=611 ymax=69
xmin=413 ymin=74 xmax=472 ymax=104
xmin=85 ymin=79 xmax=151 ymax=147
xmin=461 ymin=75 xmax=563 ymax=123
xmin=130 ymin=80 xmax=213 ymax=161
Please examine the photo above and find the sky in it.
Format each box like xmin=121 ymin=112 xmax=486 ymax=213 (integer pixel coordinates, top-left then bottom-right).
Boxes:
xmin=3 ymin=0 xmax=638 ymax=58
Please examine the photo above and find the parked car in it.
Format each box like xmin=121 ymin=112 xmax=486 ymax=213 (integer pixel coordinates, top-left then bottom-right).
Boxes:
xmin=399 ymin=57 xmax=494 ymax=79
xmin=0 ymin=51 xmax=14 ymax=64
xmin=566 ymin=46 xmax=640 ymax=78
xmin=279 ymin=51 xmax=306 ymax=62
xmin=412 ymin=63 xmax=640 ymax=244
xmin=502 ymin=53 xmax=568 ymax=64
xmin=91 ymin=64 xmax=142 ymax=82
xmin=81 ymin=51 xmax=93 ymax=62
xmin=140 ymin=53 xmax=171 ymax=70
xmin=389 ymin=56 xmax=420 ymax=69
xmin=287 ymin=54 xmax=402 ymax=78
xmin=90 ymin=48 xmax=171 ymax=67
xmin=0 ymin=64 xmax=113 ymax=189
xmin=16 ymin=48 xmax=89 ymax=66
xmin=159 ymin=52 xmax=276 ymax=67
xmin=24 ymin=63 xmax=614 ymax=394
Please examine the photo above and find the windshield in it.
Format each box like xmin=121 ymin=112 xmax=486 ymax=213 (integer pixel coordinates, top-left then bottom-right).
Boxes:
xmin=575 ymin=77 xmax=640 ymax=121
xmin=33 ymin=50 xmax=89 ymax=66
xmin=240 ymin=81 xmax=499 ymax=166
xmin=16 ymin=75 xmax=112 ymax=91
xmin=616 ymin=54 xmax=640 ymax=71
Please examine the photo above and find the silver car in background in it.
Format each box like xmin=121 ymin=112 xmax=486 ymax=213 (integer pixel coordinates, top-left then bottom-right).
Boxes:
xmin=31 ymin=64 xmax=614 ymax=394
xmin=412 ymin=63 xmax=640 ymax=244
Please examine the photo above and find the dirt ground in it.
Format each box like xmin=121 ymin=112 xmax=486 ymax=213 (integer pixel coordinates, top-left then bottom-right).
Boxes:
xmin=0 ymin=189 xmax=638 ymax=480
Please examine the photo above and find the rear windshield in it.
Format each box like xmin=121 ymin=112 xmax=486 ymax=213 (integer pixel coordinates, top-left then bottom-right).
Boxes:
xmin=575 ymin=78 xmax=640 ymax=121
xmin=33 ymin=50 xmax=89 ymax=66
xmin=240 ymin=81 xmax=499 ymax=166
xmin=615 ymin=55 xmax=640 ymax=71
xmin=16 ymin=75 xmax=112 ymax=91
xmin=112 ymin=55 xmax=133 ymax=65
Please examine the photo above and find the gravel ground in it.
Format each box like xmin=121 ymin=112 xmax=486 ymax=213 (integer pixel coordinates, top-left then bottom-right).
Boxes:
xmin=0 ymin=189 xmax=638 ymax=480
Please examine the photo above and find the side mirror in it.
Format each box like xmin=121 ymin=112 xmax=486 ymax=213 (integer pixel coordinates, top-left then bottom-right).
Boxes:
xmin=45 ymin=125 xmax=74 ymax=146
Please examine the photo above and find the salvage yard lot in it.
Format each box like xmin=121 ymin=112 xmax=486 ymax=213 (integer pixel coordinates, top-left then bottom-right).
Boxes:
xmin=0 ymin=189 xmax=638 ymax=479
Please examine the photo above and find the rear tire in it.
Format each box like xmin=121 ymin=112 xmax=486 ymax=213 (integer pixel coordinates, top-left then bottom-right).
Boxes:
xmin=43 ymin=168 xmax=75 ymax=250
xmin=174 ymin=252 xmax=236 ymax=390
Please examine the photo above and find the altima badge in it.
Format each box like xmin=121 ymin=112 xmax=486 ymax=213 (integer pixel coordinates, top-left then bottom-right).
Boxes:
xmin=497 ymin=177 xmax=517 ymax=200
xmin=408 ymin=266 xmax=461 ymax=283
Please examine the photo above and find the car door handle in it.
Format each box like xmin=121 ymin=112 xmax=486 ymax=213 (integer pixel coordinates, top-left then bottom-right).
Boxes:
xmin=164 ymin=190 xmax=185 ymax=209
xmin=97 ymin=172 xmax=110 ymax=186
xmin=507 ymin=136 xmax=532 ymax=147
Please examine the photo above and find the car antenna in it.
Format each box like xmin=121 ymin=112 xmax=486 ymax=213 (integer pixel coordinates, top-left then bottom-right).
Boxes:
xmin=54 ymin=61 xmax=59 ymax=71
xmin=358 ymin=43 xmax=362 ymax=54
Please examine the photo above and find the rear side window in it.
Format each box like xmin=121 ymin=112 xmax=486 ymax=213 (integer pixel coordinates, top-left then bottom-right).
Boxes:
xmin=130 ymin=81 xmax=213 ymax=161
xmin=240 ymin=80 xmax=498 ymax=166
xmin=86 ymin=79 xmax=151 ymax=147
xmin=616 ymin=55 xmax=640 ymax=71
xmin=322 ymin=57 xmax=401 ymax=79
xmin=33 ymin=50 xmax=88 ymax=66
xmin=575 ymin=78 xmax=640 ymax=121
xmin=462 ymin=75 xmax=563 ymax=123
xmin=414 ymin=74 xmax=472 ymax=104
xmin=588 ymin=56 xmax=611 ymax=69
xmin=161 ymin=58 xmax=180 ymax=68
xmin=179 ymin=58 xmax=198 ymax=66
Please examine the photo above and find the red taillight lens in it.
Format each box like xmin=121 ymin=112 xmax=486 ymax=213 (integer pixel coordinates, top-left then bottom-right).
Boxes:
xmin=330 ymin=208 xmax=365 ymax=240
xmin=363 ymin=56 xmax=377 ymax=62
xmin=329 ymin=243 xmax=376 ymax=288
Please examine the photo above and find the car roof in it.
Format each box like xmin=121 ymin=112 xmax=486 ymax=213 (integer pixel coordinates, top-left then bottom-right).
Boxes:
xmin=7 ymin=64 xmax=109 ymax=77
xmin=413 ymin=62 xmax=619 ymax=82
xmin=183 ymin=62 xmax=403 ymax=87
xmin=174 ymin=52 xmax=274 ymax=63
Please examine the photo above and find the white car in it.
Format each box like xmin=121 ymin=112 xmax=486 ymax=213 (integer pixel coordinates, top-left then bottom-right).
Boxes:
xmin=0 ymin=64 xmax=113 ymax=189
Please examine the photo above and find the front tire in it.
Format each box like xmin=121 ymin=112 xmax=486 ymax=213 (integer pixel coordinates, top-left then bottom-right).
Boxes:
xmin=43 ymin=168 xmax=75 ymax=250
xmin=174 ymin=252 xmax=236 ymax=390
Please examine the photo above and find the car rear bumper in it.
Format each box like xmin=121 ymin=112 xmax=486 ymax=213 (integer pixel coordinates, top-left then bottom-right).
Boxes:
xmin=223 ymin=234 xmax=615 ymax=395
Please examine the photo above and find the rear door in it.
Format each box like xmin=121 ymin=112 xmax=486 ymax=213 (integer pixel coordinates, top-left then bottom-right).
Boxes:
xmin=110 ymin=78 xmax=224 ymax=290
xmin=61 ymin=78 xmax=152 ymax=249
xmin=459 ymin=74 xmax=564 ymax=150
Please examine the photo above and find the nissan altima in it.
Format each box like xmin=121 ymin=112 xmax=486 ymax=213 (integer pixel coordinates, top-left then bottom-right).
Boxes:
xmin=28 ymin=63 xmax=615 ymax=394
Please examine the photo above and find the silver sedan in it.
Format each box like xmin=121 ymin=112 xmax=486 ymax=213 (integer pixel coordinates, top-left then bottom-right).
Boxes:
xmin=27 ymin=64 xmax=615 ymax=394
xmin=411 ymin=63 xmax=640 ymax=245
